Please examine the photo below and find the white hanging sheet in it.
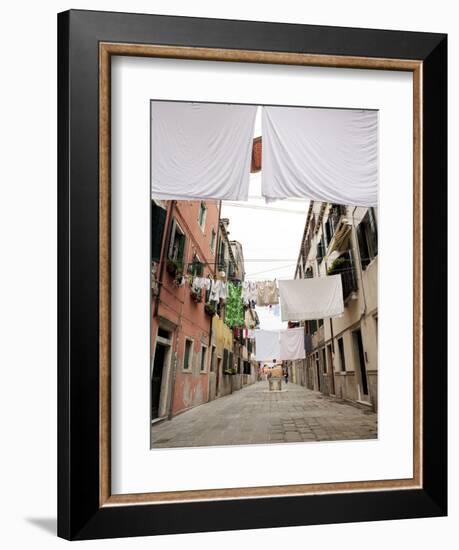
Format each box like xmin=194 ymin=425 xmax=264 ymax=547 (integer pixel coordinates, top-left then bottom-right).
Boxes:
xmin=278 ymin=276 xmax=344 ymax=322
xmin=262 ymin=106 xmax=378 ymax=206
xmin=279 ymin=327 xmax=306 ymax=361
xmin=151 ymin=101 xmax=257 ymax=200
xmin=254 ymin=329 xmax=280 ymax=362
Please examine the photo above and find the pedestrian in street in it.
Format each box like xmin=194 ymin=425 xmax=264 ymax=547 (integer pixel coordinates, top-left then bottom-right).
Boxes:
xmin=284 ymin=367 xmax=289 ymax=384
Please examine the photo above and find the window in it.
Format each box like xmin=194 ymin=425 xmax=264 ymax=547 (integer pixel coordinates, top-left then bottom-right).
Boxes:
xmin=237 ymin=357 xmax=241 ymax=374
xmin=321 ymin=348 xmax=327 ymax=373
xmin=210 ymin=346 xmax=216 ymax=372
xmin=210 ymin=228 xmax=216 ymax=253
xmin=243 ymin=361 xmax=251 ymax=375
xmin=189 ymin=253 xmax=204 ymax=276
xmin=356 ymin=208 xmax=378 ymax=269
xmin=316 ymin=235 xmax=325 ymax=264
xmin=168 ymin=219 xmax=186 ymax=266
xmin=228 ymin=351 xmax=234 ymax=371
xmin=338 ymin=337 xmax=346 ymax=372
xmin=151 ymin=201 xmax=167 ymax=263
xmin=324 ymin=218 xmax=333 ymax=247
xmin=200 ymin=345 xmax=207 ymax=372
xmin=183 ymin=339 xmax=193 ymax=371
xmin=198 ymin=201 xmax=207 ymax=230
xmin=223 ymin=349 xmax=229 ymax=372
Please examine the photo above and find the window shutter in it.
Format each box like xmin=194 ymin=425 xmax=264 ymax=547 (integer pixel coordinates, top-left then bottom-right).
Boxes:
xmin=356 ymin=223 xmax=370 ymax=270
xmin=151 ymin=203 xmax=167 ymax=263
xmin=168 ymin=218 xmax=176 ymax=259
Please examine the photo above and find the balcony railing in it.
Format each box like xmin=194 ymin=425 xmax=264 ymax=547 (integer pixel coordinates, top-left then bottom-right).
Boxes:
xmin=329 ymin=204 xmax=347 ymax=230
xmin=327 ymin=250 xmax=358 ymax=302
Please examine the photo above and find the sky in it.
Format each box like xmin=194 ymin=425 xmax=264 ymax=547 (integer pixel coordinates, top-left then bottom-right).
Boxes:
xmin=220 ymin=107 xmax=309 ymax=330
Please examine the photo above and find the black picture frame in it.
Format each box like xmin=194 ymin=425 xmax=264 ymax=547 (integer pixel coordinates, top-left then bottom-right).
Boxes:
xmin=58 ymin=9 xmax=447 ymax=540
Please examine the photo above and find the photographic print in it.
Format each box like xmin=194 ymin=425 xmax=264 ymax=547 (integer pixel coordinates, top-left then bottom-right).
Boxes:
xmin=150 ymin=101 xmax=378 ymax=449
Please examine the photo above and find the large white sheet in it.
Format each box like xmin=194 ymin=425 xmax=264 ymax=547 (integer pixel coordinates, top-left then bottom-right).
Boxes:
xmin=254 ymin=329 xmax=280 ymax=362
xmin=255 ymin=327 xmax=306 ymax=361
xmin=279 ymin=327 xmax=306 ymax=361
xmin=151 ymin=101 xmax=257 ymax=200
xmin=262 ymin=106 xmax=378 ymax=206
xmin=279 ymin=276 xmax=344 ymax=322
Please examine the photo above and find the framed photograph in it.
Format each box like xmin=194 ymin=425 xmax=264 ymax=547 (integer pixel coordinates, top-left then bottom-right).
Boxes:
xmin=58 ymin=9 xmax=447 ymax=540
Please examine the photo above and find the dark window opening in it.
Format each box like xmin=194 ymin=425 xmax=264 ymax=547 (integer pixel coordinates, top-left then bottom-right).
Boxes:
xmin=338 ymin=337 xmax=346 ymax=372
xmin=183 ymin=339 xmax=193 ymax=370
xmin=356 ymin=208 xmax=378 ymax=270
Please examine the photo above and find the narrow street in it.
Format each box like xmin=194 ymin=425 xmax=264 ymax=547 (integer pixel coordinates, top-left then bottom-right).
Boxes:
xmin=151 ymin=381 xmax=377 ymax=448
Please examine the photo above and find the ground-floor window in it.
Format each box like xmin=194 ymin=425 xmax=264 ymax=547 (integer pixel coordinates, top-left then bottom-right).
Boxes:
xmin=200 ymin=345 xmax=207 ymax=372
xmin=338 ymin=337 xmax=346 ymax=372
xmin=183 ymin=338 xmax=193 ymax=371
xmin=210 ymin=345 xmax=216 ymax=372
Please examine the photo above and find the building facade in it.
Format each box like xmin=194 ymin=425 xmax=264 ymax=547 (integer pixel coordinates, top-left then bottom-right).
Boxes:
xmin=150 ymin=200 xmax=258 ymax=427
xmin=210 ymin=218 xmax=258 ymax=398
xmin=289 ymin=201 xmax=379 ymax=411
xmin=150 ymin=199 xmax=220 ymax=421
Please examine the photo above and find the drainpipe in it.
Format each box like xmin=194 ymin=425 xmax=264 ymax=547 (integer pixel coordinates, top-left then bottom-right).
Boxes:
xmin=324 ymin=255 xmax=336 ymax=397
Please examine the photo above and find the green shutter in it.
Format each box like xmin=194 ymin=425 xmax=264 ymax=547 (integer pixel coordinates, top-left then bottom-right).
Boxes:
xmin=151 ymin=203 xmax=167 ymax=263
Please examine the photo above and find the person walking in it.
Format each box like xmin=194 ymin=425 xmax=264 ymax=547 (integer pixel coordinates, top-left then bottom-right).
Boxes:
xmin=283 ymin=366 xmax=289 ymax=384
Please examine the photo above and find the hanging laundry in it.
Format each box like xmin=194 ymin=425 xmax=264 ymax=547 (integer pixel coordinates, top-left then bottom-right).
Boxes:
xmin=278 ymin=276 xmax=344 ymax=321
xmin=219 ymin=280 xmax=228 ymax=303
xmin=225 ymin=282 xmax=245 ymax=328
xmin=262 ymin=106 xmax=378 ymax=206
xmin=254 ymin=329 xmax=281 ymax=362
xmin=151 ymin=101 xmax=257 ymax=201
xmin=272 ymin=304 xmax=280 ymax=317
xmin=257 ymin=280 xmax=279 ymax=306
xmin=279 ymin=327 xmax=305 ymax=360
xmin=249 ymin=280 xmax=258 ymax=306
xmin=209 ymin=279 xmax=221 ymax=303
xmin=255 ymin=328 xmax=306 ymax=361
xmin=242 ymin=280 xmax=251 ymax=306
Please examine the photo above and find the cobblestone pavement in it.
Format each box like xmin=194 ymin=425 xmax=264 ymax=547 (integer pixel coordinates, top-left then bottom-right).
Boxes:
xmin=151 ymin=380 xmax=377 ymax=448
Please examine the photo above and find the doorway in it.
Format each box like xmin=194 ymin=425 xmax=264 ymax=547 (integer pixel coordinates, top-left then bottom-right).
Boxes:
xmin=151 ymin=327 xmax=173 ymax=421
xmin=353 ymin=328 xmax=369 ymax=401
xmin=151 ymin=343 xmax=167 ymax=420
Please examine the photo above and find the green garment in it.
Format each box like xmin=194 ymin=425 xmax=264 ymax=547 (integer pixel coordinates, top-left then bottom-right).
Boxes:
xmin=225 ymin=282 xmax=244 ymax=328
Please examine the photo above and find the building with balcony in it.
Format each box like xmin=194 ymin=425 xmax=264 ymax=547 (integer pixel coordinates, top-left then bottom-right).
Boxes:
xmin=209 ymin=218 xmax=257 ymax=398
xmin=150 ymin=199 xmax=220 ymax=422
xmin=290 ymin=201 xmax=379 ymax=411
xmin=150 ymin=201 xmax=258 ymax=431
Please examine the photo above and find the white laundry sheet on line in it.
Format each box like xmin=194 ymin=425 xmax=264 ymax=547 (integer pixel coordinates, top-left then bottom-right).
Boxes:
xmin=254 ymin=327 xmax=306 ymax=362
xmin=254 ymin=329 xmax=280 ymax=362
xmin=262 ymin=106 xmax=378 ymax=206
xmin=151 ymin=101 xmax=257 ymax=200
xmin=279 ymin=327 xmax=306 ymax=361
xmin=278 ymin=276 xmax=344 ymax=322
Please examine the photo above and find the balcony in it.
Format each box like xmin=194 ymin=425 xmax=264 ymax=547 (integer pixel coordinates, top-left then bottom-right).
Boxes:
xmin=327 ymin=205 xmax=351 ymax=254
xmin=327 ymin=251 xmax=358 ymax=302
xmin=329 ymin=204 xmax=347 ymax=229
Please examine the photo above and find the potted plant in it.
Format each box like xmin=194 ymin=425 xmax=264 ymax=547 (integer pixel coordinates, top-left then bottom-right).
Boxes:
xmin=166 ymin=259 xmax=180 ymax=277
xmin=223 ymin=367 xmax=237 ymax=375
xmin=190 ymin=288 xmax=202 ymax=303
xmin=204 ymin=302 xmax=216 ymax=316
